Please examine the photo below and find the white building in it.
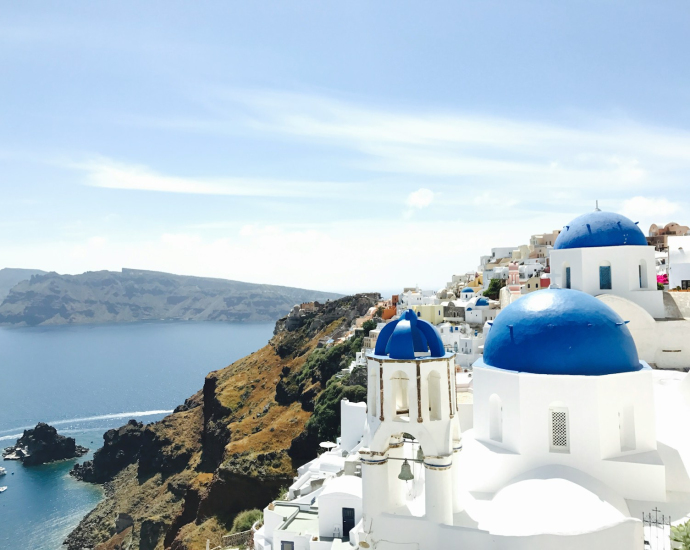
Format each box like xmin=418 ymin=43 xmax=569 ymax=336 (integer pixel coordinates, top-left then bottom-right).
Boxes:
xmin=437 ymin=322 xmax=485 ymax=369
xmin=550 ymin=209 xmax=665 ymax=319
xmin=352 ymin=291 xmax=690 ymax=550
xmin=465 ymin=296 xmax=497 ymax=326
xmin=548 ymin=209 xmax=689 ymax=369
xmin=255 ymin=292 xmax=690 ymax=550
xmin=668 ymin=235 xmax=690 ymax=290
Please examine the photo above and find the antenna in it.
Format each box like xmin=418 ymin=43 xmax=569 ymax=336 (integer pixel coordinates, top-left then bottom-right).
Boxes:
xmin=595 ymin=200 xmax=601 ymax=212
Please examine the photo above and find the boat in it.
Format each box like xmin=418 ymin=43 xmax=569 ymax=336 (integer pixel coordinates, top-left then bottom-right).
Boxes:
xmin=0 ymin=467 xmax=6 ymax=475
xmin=0 ymin=487 xmax=7 ymax=493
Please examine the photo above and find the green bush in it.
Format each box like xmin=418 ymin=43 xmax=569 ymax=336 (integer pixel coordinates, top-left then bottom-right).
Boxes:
xmin=672 ymin=519 xmax=690 ymax=550
xmin=305 ymin=378 xmax=367 ymax=442
xmin=231 ymin=509 xmax=263 ymax=533
xmin=297 ymin=335 xmax=363 ymax=387
xmin=484 ymin=278 xmax=505 ymax=300
xmin=362 ymin=319 xmax=377 ymax=336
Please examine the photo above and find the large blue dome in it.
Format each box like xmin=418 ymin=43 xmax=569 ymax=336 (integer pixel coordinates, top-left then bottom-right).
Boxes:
xmin=554 ymin=210 xmax=647 ymax=250
xmin=482 ymin=289 xmax=642 ymax=376
xmin=373 ymin=309 xmax=446 ymax=360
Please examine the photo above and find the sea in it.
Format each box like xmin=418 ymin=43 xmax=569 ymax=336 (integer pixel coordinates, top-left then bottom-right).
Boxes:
xmin=0 ymin=321 xmax=275 ymax=550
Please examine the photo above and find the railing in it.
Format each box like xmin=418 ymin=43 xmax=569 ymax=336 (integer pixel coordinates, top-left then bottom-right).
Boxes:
xmin=642 ymin=508 xmax=671 ymax=550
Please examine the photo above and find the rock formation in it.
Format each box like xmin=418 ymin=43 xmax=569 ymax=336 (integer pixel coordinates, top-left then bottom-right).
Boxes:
xmin=3 ymin=423 xmax=88 ymax=465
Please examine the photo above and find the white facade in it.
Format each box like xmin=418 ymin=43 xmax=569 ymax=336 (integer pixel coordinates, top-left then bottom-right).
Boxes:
xmin=466 ymin=364 xmax=664 ymax=501
xmin=550 ymin=244 xmax=665 ymax=318
xmin=668 ymin=236 xmax=690 ymax=290
xmin=437 ymin=322 xmax=484 ymax=368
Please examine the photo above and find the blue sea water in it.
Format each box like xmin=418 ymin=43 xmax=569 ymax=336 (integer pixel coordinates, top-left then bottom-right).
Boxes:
xmin=0 ymin=321 xmax=275 ymax=550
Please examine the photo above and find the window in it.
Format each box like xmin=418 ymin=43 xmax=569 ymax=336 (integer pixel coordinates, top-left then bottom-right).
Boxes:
xmin=368 ymin=368 xmax=377 ymax=417
xmin=281 ymin=543 xmax=295 ymax=550
xmin=489 ymin=394 xmax=503 ymax=442
xmin=549 ymin=406 xmax=569 ymax=453
xmin=639 ymin=260 xmax=648 ymax=289
xmin=599 ymin=264 xmax=612 ymax=290
xmin=428 ymin=370 xmax=442 ymax=421
xmin=619 ymin=404 xmax=636 ymax=452
xmin=391 ymin=371 xmax=410 ymax=419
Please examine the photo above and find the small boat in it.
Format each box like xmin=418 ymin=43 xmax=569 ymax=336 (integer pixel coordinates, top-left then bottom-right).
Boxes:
xmin=0 ymin=467 xmax=6 ymax=476
xmin=0 ymin=487 xmax=7 ymax=493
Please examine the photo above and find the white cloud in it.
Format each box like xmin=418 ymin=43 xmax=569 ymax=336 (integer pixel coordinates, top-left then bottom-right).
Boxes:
xmin=232 ymin=90 xmax=690 ymax=195
xmin=405 ymin=188 xmax=435 ymax=209
xmin=72 ymin=157 xmax=358 ymax=198
xmin=620 ymin=196 xmax=682 ymax=220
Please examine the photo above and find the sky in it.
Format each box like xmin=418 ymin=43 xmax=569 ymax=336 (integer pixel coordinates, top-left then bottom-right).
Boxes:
xmin=1 ymin=1 xmax=689 ymax=294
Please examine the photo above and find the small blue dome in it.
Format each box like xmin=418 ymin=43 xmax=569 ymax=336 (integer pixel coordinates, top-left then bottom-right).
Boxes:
xmin=461 ymin=287 xmax=474 ymax=293
xmin=475 ymin=297 xmax=490 ymax=307
xmin=482 ymin=289 xmax=642 ymax=376
xmin=554 ymin=210 xmax=647 ymax=250
xmin=374 ymin=309 xmax=446 ymax=360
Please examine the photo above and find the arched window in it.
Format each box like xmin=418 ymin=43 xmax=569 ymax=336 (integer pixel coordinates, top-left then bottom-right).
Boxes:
xmin=639 ymin=260 xmax=648 ymax=289
xmin=599 ymin=261 xmax=612 ymax=290
xmin=368 ymin=367 xmax=378 ymax=417
xmin=428 ymin=371 xmax=442 ymax=421
xmin=619 ymin=404 xmax=636 ymax=452
xmin=391 ymin=371 xmax=409 ymax=419
xmin=562 ymin=263 xmax=571 ymax=289
xmin=489 ymin=394 xmax=502 ymax=442
xmin=549 ymin=404 xmax=569 ymax=453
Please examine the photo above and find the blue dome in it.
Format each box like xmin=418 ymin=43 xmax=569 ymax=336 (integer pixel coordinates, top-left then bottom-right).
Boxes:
xmin=475 ymin=297 xmax=490 ymax=307
xmin=482 ymin=289 xmax=642 ymax=376
xmin=461 ymin=287 xmax=474 ymax=293
xmin=374 ymin=309 xmax=446 ymax=360
xmin=554 ymin=211 xmax=647 ymax=250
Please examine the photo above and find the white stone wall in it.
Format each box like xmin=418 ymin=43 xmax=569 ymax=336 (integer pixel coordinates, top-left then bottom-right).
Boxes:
xmin=469 ymin=365 xmax=665 ymax=501
xmin=550 ymin=245 xmax=665 ymax=318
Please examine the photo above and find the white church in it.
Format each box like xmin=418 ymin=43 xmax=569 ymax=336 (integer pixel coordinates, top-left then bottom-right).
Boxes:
xmin=253 ymin=208 xmax=690 ymax=550
xmin=549 ymin=208 xmax=689 ymax=370
xmin=254 ymin=290 xmax=690 ymax=550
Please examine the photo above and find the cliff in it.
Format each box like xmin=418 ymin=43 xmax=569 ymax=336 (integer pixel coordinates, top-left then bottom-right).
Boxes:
xmin=2 ymin=423 xmax=88 ymax=465
xmin=0 ymin=268 xmax=342 ymax=326
xmin=66 ymin=293 xmax=379 ymax=550
xmin=0 ymin=267 xmax=46 ymax=300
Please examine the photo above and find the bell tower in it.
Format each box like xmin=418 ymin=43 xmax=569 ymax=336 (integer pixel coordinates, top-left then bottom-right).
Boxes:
xmin=360 ymin=310 xmax=462 ymax=531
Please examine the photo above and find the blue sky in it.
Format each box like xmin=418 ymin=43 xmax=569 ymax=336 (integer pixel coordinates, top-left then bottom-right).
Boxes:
xmin=2 ymin=1 xmax=689 ymax=294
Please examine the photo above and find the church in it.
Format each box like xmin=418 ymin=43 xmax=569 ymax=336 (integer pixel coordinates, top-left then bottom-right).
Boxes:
xmin=549 ymin=208 xmax=689 ymax=370
xmin=350 ymin=290 xmax=690 ymax=550
xmin=254 ymin=215 xmax=690 ymax=550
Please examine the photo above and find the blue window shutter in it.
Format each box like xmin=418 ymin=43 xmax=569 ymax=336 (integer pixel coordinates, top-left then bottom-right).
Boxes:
xmin=599 ymin=266 xmax=612 ymax=289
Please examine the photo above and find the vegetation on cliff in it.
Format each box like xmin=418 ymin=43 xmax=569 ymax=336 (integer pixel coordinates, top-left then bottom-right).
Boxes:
xmin=65 ymin=293 xmax=379 ymax=550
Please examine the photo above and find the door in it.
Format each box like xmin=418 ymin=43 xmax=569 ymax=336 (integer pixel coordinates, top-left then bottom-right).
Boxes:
xmin=342 ymin=507 xmax=355 ymax=538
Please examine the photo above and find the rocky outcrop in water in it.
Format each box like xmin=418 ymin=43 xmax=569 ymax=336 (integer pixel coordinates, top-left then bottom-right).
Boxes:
xmin=64 ymin=293 xmax=379 ymax=550
xmin=0 ymin=268 xmax=342 ymax=326
xmin=2 ymin=423 xmax=88 ymax=465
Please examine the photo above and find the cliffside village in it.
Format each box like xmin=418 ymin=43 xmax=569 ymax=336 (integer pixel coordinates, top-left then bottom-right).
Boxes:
xmin=246 ymin=207 xmax=690 ymax=550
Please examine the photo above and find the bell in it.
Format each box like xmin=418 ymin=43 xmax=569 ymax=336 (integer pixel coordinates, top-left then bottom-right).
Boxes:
xmin=417 ymin=446 xmax=424 ymax=462
xmin=398 ymin=459 xmax=414 ymax=481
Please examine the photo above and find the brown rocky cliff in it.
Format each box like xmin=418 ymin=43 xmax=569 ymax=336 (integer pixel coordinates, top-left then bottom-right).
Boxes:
xmin=65 ymin=293 xmax=379 ymax=550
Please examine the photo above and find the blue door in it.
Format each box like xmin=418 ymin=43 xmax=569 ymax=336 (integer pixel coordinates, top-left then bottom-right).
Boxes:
xmin=565 ymin=267 xmax=571 ymax=289
xmin=342 ymin=507 xmax=355 ymax=538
